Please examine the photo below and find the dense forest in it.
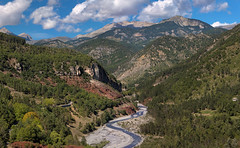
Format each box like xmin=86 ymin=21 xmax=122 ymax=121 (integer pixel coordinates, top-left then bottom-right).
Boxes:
xmin=0 ymin=33 xmax=124 ymax=147
xmin=138 ymin=25 xmax=240 ymax=147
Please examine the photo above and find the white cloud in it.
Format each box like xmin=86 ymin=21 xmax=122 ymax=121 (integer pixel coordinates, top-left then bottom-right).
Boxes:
xmin=218 ymin=2 xmax=228 ymax=11
xmin=193 ymin=0 xmax=228 ymax=13
xmin=200 ymin=3 xmax=216 ymax=13
xmin=0 ymin=0 xmax=32 ymax=27
xmin=85 ymin=28 xmax=94 ymax=33
xmin=42 ymin=18 xmax=58 ymax=29
xmin=30 ymin=6 xmax=57 ymax=24
xmin=211 ymin=21 xmax=237 ymax=27
xmin=48 ymin=0 xmax=59 ymax=6
xmin=57 ymin=24 xmax=81 ymax=33
xmin=138 ymin=0 xmax=192 ymax=22
xmin=113 ymin=16 xmax=129 ymax=22
xmin=63 ymin=0 xmax=147 ymax=24
xmin=193 ymin=0 xmax=215 ymax=7
xmin=30 ymin=6 xmax=59 ymax=29
xmin=30 ymin=4 xmax=82 ymax=32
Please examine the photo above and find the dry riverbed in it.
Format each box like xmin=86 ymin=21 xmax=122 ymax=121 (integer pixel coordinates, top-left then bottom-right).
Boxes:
xmin=86 ymin=104 xmax=148 ymax=148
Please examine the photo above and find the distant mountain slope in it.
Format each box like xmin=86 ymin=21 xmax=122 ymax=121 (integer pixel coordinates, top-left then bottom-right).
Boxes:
xmin=18 ymin=33 xmax=33 ymax=41
xmin=96 ymin=16 xmax=225 ymax=48
xmin=76 ymin=38 xmax=136 ymax=73
xmin=116 ymin=33 xmax=217 ymax=84
xmin=33 ymin=16 xmax=225 ymax=49
xmin=76 ymin=21 xmax=155 ymax=39
xmin=28 ymin=16 xmax=226 ymax=85
xmin=0 ymin=27 xmax=15 ymax=35
xmin=0 ymin=27 xmax=33 ymax=41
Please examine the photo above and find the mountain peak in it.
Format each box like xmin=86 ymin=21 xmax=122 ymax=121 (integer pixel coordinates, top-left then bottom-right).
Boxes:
xmin=0 ymin=27 xmax=14 ymax=35
xmin=18 ymin=33 xmax=33 ymax=41
xmin=161 ymin=16 xmax=210 ymax=29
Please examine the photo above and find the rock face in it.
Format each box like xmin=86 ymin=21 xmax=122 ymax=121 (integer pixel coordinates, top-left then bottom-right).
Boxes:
xmin=161 ymin=16 xmax=207 ymax=28
xmin=86 ymin=63 xmax=122 ymax=92
xmin=55 ymin=62 xmax=122 ymax=92
xmin=69 ymin=65 xmax=84 ymax=76
xmin=8 ymin=58 xmax=22 ymax=73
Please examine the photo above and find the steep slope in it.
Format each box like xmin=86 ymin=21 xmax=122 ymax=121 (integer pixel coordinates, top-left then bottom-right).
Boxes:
xmin=0 ymin=32 xmax=122 ymax=98
xmin=76 ymin=38 xmax=136 ymax=73
xmin=116 ymin=33 xmax=217 ymax=84
xmin=138 ymin=24 xmax=240 ymax=147
xmin=0 ymin=32 xmax=127 ymax=147
xmin=139 ymin=24 xmax=240 ymax=101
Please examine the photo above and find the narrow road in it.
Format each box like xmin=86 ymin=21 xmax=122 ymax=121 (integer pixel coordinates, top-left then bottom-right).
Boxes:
xmin=86 ymin=104 xmax=147 ymax=148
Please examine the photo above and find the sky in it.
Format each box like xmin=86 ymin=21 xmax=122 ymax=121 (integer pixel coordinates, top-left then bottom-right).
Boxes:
xmin=0 ymin=0 xmax=239 ymax=40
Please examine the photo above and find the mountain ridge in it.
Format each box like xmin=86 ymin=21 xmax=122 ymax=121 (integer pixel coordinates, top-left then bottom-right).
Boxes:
xmin=0 ymin=27 xmax=33 ymax=41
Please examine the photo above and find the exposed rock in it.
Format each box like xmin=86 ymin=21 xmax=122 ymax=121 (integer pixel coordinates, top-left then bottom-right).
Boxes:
xmin=76 ymin=21 xmax=156 ymax=39
xmin=18 ymin=33 xmax=33 ymax=41
xmin=161 ymin=16 xmax=207 ymax=28
xmin=86 ymin=63 xmax=122 ymax=92
xmin=0 ymin=27 xmax=15 ymax=35
xmin=69 ymin=65 xmax=84 ymax=76
xmin=8 ymin=58 xmax=22 ymax=73
xmin=54 ymin=62 xmax=122 ymax=93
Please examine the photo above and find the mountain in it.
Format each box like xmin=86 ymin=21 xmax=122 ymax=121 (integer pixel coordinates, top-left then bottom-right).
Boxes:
xmin=115 ymin=33 xmax=217 ymax=84
xmin=76 ymin=38 xmax=136 ymax=73
xmin=138 ymin=24 xmax=240 ymax=147
xmin=0 ymin=27 xmax=33 ymax=41
xmin=0 ymin=32 xmax=122 ymax=98
xmin=76 ymin=21 xmax=155 ymax=39
xmin=33 ymin=39 xmax=74 ymax=48
xmin=0 ymin=27 xmax=15 ymax=35
xmin=73 ymin=16 xmax=226 ymax=85
xmin=18 ymin=33 xmax=33 ymax=41
xmin=35 ymin=16 xmax=225 ymax=49
xmin=29 ymin=16 xmax=226 ymax=85
xmin=95 ymin=16 xmax=225 ymax=48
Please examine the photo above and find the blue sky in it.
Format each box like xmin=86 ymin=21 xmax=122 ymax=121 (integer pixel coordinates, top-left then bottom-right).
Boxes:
xmin=0 ymin=0 xmax=239 ymax=40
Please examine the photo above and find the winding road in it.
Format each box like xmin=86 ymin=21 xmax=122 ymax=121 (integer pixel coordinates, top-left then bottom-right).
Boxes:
xmin=86 ymin=104 xmax=147 ymax=148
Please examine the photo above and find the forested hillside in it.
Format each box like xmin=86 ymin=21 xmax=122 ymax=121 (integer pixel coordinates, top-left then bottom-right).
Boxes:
xmin=138 ymin=25 xmax=240 ymax=147
xmin=116 ymin=34 xmax=218 ymax=85
xmin=0 ymin=33 xmax=127 ymax=147
xmin=32 ymin=16 xmax=225 ymax=84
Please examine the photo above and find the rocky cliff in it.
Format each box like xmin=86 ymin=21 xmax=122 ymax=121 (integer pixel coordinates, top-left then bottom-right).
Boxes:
xmin=54 ymin=62 xmax=122 ymax=93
